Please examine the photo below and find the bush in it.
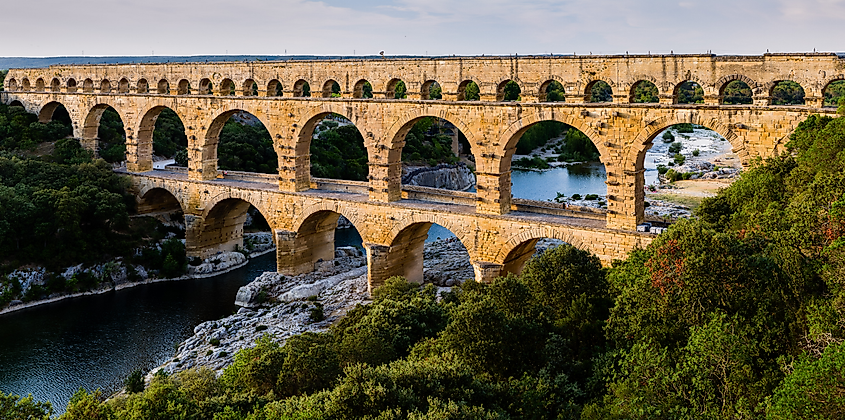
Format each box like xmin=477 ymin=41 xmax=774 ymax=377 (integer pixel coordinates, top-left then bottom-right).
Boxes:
xmin=692 ymin=149 xmax=700 ymax=156
xmin=657 ymin=165 xmax=669 ymax=175
xmin=662 ymin=131 xmax=675 ymax=142
xmin=125 ymin=369 xmax=145 ymax=393
xmin=571 ymin=194 xmax=582 ymax=200
xmin=584 ymin=194 xmax=599 ymax=200
xmin=673 ymin=153 xmax=686 ymax=165
xmin=668 ymin=141 xmax=683 ymax=154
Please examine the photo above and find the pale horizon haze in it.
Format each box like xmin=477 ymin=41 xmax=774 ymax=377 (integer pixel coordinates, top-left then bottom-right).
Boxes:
xmin=3 ymin=0 xmax=845 ymax=57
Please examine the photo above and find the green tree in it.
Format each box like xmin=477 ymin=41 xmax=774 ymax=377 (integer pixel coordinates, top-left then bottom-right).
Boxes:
xmin=768 ymin=342 xmax=845 ymax=419
xmin=462 ymin=81 xmax=480 ymax=101
xmin=501 ymin=80 xmax=520 ymax=101
xmin=723 ymin=80 xmax=753 ymax=105
xmin=824 ymin=80 xmax=845 ymax=107
xmin=589 ymin=81 xmax=613 ymax=102
xmin=677 ymin=81 xmax=704 ymax=104
xmin=0 ymin=392 xmax=53 ymax=419
xmin=544 ymin=80 xmax=565 ymax=102
xmin=632 ymin=80 xmax=658 ymax=103
xmin=772 ymin=80 xmax=805 ymax=105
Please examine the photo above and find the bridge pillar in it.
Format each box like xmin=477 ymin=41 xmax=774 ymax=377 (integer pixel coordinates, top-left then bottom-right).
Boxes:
xmin=704 ymin=95 xmax=721 ymax=105
xmin=612 ymin=94 xmax=629 ymax=104
xmin=368 ymin=149 xmax=403 ymax=202
xmin=753 ymin=96 xmax=771 ymax=106
xmin=475 ymin=171 xmax=511 ymax=214
xmin=364 ymin=235 xmax=426 ymax=293
xmin=184 ymin=214 xmax=207 ymax=259
xmin=472 ymin=261 xmax=503 ymax=283
xmin=605 ymin=165 xmax=644 ymax=230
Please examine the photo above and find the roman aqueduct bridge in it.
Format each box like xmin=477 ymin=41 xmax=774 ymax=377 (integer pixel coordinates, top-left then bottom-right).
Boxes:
xmin=2 ymin=53 xmax=842 ymax=290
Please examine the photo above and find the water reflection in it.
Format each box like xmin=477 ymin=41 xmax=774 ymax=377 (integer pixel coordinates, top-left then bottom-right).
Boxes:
xmin=511 ymin=163 xmax=607 ymax=201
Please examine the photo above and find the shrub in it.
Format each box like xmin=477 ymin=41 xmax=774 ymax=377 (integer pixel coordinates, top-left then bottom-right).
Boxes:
xmin=668 ymin=142 xmax=683 ymax=154
xmin=571 ymin=194 xmax=582 ymax=200
xmin=657 ymin=165 xmax=669 ymax=175
xmin=585 ymin=194 xmax=599 ymax=200
xmin=692 ymin=149 xmax=700 ymax=156
xmin=662 ymin=131 xmax=675 ymax=142
xmin=125 ymin=369 xmax=145 ymax=393
xmin=209 ymin=338 xmax=221 ymax=346
xmin=673 ymin=153 xmax=686 ymax=165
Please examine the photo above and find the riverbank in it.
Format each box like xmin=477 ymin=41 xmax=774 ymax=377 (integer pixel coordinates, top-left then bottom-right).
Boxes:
xmin=150 ymin=237 xmax=490 ymax=378
xmin=0 ymin=232 xmax=276 ymax=316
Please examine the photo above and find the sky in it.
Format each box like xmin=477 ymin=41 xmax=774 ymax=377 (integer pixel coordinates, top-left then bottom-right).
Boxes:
xmin=3 ymin=0 xmax=845 ymax=57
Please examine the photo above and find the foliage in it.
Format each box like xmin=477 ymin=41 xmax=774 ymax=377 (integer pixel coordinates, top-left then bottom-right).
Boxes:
xmin=0 ymin=69 xmax=6 ymax=91
xmin=544 ymin=80 xmax=565 ymax=102
xmin=724 ymin=80 xmax=754 ymax=105
xmin=662 ymin=130 xmax=675 ymax=142
xmin=772 ymin=80 xmax=805 ymax=105
xmin=501 ymin=80 xmax=520 ymax=101
xmin=393 ymin=80 xmax=407 ymax=99
xmin=96 ymin=108 xmax=126 ymax=163
xmin=589 ymin=81 xmax=612 ymax=102
xmin=632 ymin=81 xmax=658 ymax=103
xmin=152 ymin=108 xmax=187 ymax=158
xmin=767 ymin=341 xmax=845 ymax=419
xmin=461 ymin=81 xmax=480 ymax=101
xmin=0 ymin=102 xmax=73 ymax=151
xmin=427 ymin=82 xmax=441 ymax=100
xmin=400 ymin=117 xmax=459 ymax=165
xmin=0 ymin=392 xmax=53 ymax=419
xmin=217 ymin=116 xmax=278 ymax=174
xmin=677 ymin=81 xmax=704 ymax=104
xmin=311 ymin=119 xmax=369 ymax=180
xmin=823 ymin=80 xmax=845 ymax=107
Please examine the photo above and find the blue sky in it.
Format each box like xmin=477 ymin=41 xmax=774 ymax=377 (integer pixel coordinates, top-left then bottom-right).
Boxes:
xmin=4 ymin=0 xmax=845 ymax=57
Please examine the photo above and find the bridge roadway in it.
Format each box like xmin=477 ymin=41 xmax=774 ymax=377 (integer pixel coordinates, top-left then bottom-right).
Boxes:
xmin=126 ymin=168 xmax=652 ymax=291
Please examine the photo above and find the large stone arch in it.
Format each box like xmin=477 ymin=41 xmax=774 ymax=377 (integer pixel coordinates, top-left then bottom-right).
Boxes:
xmin=762 ymin=76 xmax=809 ymax=105
xmin=186 ymin=190 xmax=279 ymax=259
xmin=626 ymin=76 xmax=661 ymax=102
xmin=136 ymin=185 xmax=187 ymax=215
xmin=384 ymin=107 xmax=478 ymax=152
xmin=495 ymin=227 xmax=588 ymax=275
xmin=196 ymin=103 xmax=282 ymax=179
xmin=132 ymin=103 xmax=191 ymax=173
xmin=494 ymin=77 xmax=524 ymax=101
xmin=286 ymin=102 xmax=365 ymax=191
xmin=36 ymin=100 xmax=73 ymax=124
xmin=80 ymin=100 xmax=131 ymax=153
xmin=628 ymin=112 xmax=744 ymax=166
xmin=386 ymin=211 xmax=474 ymax=255
xmin=716 ymin=74 xmax=759 ymax=93
xmin=292 ymin=200 xmax=366 ymax=240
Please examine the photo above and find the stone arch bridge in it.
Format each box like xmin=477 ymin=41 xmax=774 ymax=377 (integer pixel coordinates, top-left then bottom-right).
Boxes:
xmin=2 ymin=53 xmax=841 ymax=290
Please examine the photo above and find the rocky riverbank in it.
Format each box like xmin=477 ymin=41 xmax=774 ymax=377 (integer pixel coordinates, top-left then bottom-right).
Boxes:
xmin=0 ymin=232 xmax=276 ymax=316
xmin=402 ymin=162 xmax=476 ymax=191
xmin=151 ymin=237 xmax=515 ymax=377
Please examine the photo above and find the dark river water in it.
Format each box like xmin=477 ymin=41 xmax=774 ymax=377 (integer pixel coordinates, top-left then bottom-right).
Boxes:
xmin=0 ymin=165 xmax=613 ymax=413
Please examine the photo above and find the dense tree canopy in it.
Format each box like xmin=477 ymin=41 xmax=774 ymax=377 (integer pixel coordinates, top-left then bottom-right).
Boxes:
xmin=677 ymin=81 xmax=704 ymax=104
xmin=723 ymin=80 xmax=754 ymax=105
xmin=772 ymin=80 xmax=806 ymax=105
xmin=310 ymin=119 xmax=369 ymax=181
xmin=589 ymin=81 xmax=612 ymax=103
xmin=217 ymin=116 xmax=278 ymax=174
xmin=631 ymin=80 xmax=658 ymax=103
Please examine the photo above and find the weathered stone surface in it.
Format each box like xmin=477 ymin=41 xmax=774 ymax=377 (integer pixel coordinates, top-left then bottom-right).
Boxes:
xmin=403 ymin=163 xmax=476 ymax=191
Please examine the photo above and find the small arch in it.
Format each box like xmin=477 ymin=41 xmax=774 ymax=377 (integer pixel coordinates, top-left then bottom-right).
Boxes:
xmin=82 ymin=79 xmax=93 ymax=93
xmin=720 ymin=80 xmax=753 ymax=105
xmin=242 ymin=79 xmax=258 ymax=96
xmin=457 ymin=80 xmax=480 ymax=101
xmin=538 ymin=80 xmax=565 ymax=102
xmin=421 ymin=80 xmax=441 ymax=100
xmin=585 ymin=80 xmax=612 ymax=102
xmin=322 ymin=79 xmax=341 ymax=98
xmin=9 ymin=100 xmax=24 ymax=108
xmin=177 ymin=79 xmax=191 ymax=95
xmin=266 ymin=79 xmax=283 ymax=97
xmin=118 ymin=78 xmax=130 ymax=94
xmin=630 ymin=80 xmax=659 ymax=103
xmin=497 ymin=234 xmax=583 ymax=273
xmin=770 ymin=80 xmax=805 ymax=105
xmin=674 ymin=81 xmax=704 ymax=104
xmin=157 ymin=79 xmax=170 ymax=94
xmin=218 ymin=78 xmax=235 ymax=96
xmin=136 ymin=79 xmax=148 ymax=94
xmin=50 ymin=78 xmax=61 ymax=92
xmin=823 ymin=79 xmax=845 ymax=107
xmin=100 ymin=79 xmax=111 ymax=94
xmin=6 ymin=78 xmax=18 ymax=92
xmin=385 ymin=78 xmax=407 ymax=99
xmin=353 ymin=79 xmax=373 ymax=98
xmin=199 ymin=78 xmax=212 ymax=95
xmin=137 ymin=187 xmax=184 ymax=215
xmin=66 ymin=78 xmax=77 ymax=93
xmin=21 ymin=78 xmax=31 ymax=91
xmin=293 ymin=79 xmax=311 ymax=97
xmin=35 ymin=78 xmax=46 ymax=92
xmin=496 ymin=80 xmax=521 ymax=101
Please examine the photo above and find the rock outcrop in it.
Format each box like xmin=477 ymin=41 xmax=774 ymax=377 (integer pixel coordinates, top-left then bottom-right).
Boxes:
xmin=402 ymin=163 xmax=476 ymax=191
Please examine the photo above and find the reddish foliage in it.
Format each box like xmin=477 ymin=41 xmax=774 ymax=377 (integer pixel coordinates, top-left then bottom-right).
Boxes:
xmin=645 ymin=239 xmax=686 ymax=295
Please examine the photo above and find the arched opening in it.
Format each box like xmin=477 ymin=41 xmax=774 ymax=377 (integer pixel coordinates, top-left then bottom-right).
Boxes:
xmin=137 ymin=187 xmax=183 ymax=215
xmin=50 ymin=78 xmax=61 ymax=92
xmin=118 ymin=78 xmax=130 ymax=94
xmin=81 ymin=104 xmax=126 ymax=163
xmin=157 ymin=79 xmax=170 ymax=95
xmin=82 ymin=79 xmax=93 ymax=93
xmin=199 ymin=78 xmax=212 ymax=95
xmin=192 ymin=198 xmax=273 ymax=259
xmin=6 ymin=78 xmax=18 ymax=91
xmin=385 ymin=78 xmax=407 ymax=99
xmin=287 ymin=210 xmax=365 ymax=275
xmin=100 ymin=79 xmax=111 ymax=94
xmin=384 ymin=222 xmax=472 ymax=285
xmin=205 ymin=109 xmax=278 ymax=175
xmin=642 ymin=123 xmax=737 ymax=220
xmin=457 ymin=80 xmax=480 ymax=101
xmin=508 ymin=121 xmax=604 ymax=207
xmin=421 ymin=80 xmax=442 ymax=100
xmin=823 ymin=80 xmax=845 ymax=107
xmin=398 ymin=117 xmax=475 ymax=192
xmin=353 ymin=79 xmax=373 ymax=98
xmin=630 ymin=80 xmax=659 ymax=103
xmin=37 ymin=101 xmax=73 ymax=126
xmin=539 ymin=80 xmax=565 ymax=102
xmin=21 ymin=78 xmax=31 ymax=91
xmin=674 ymin=81 xmax=704 ymax=104
xmin=242 ymin=79 xmax=258 ymax=96
xmin=497 ymin=80 xmax=521 ymax=101
xmin=501 ymin=238 xmax=568 ymax=277
xmin=35 ymin=78 xmax=45 ymax=92
xmin=309 ymin=113 xmax=369 ymax=182
xmin=137 ymin=106 xmax=189 ymax=169
xmin=267 ymin=79 xmax=283 ymax=97
xmin=66 ymin=78 xmax=77 ymax=93
xmin=322 ymin=80 xmax=341 ymax=98
xmin=218 ymin=78 xmax=235 ymax=96
xmin=293 ymin=79 xmax=311 ymax=97
xmin=770 ymin=80 xmax=805 ymax=105
xmin=177 ymin=79 xmax=191 ymax=95
xmin=586 ymin=80 xmax=612 ymax=103
xmin=720 ymin=80 xmax=753 ymax=105
xmin=8 ymin=100 xmax=24 ymax=108
xmin=136 ymin=79 xmax=148 ymax=94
